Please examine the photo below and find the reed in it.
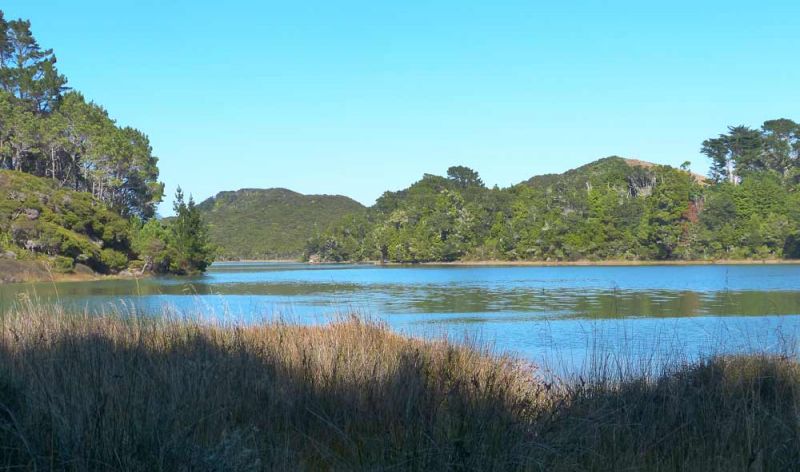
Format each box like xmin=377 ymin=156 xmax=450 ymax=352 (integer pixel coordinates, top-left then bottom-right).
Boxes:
xmin=0 ymin=302 xmax=797 ymax=470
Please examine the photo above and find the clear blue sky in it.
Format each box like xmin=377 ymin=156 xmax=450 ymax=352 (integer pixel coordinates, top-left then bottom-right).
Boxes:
xmin=4 ymin=1 xmax=799 ymax=214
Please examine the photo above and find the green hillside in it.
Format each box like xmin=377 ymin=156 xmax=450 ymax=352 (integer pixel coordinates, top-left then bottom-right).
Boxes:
xmin=0 ymin=170 xmax=133 ymax=279
xmin=196 ymin=188 xmax=365 ymax=260
xmin=307 ymin=156 xmax=701 ymax=262
xmin=306 ymin=122 xmax=800 ymax=263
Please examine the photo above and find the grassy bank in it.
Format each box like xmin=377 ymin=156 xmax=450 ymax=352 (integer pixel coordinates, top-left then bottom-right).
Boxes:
xmin=0 ymin=259 xmax=55 ymax=283
xmin=0 ymin=259 xmax=143 ymax=284
xmin=0 ymin=305 xmax=798 ymax=470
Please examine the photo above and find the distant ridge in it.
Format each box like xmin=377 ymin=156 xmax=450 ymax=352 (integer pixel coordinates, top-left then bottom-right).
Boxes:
xmin=197 ymin=188 xmax=365 ymax=260
xmin=202 ymin=157 xmax=705 ymax=261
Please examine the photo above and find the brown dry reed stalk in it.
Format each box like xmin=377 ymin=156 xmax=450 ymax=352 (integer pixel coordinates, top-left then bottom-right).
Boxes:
xmin=0 ymin=300 xmax=798 ymax=471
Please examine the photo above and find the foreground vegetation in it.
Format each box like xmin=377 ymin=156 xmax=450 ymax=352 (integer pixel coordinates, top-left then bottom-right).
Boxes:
xmin=0 ymin=304 xmax=797 ymax=470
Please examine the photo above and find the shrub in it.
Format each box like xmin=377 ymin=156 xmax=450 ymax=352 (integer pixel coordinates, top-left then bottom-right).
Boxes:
xmin=51 ymin=255 xmax=74 ymax=273
xmin=100 ymin=248 xmax=129 ymax=273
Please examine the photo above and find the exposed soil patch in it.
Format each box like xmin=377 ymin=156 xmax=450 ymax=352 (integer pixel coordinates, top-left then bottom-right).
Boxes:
xmin=0 ymin=259 xmax=52 ymax=283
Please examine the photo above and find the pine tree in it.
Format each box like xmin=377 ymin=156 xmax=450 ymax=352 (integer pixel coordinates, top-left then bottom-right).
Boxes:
xmin=171 ymin=188 xmax=215 ymax=274
xmin=0 ymin=16 xmax=67 ymax=112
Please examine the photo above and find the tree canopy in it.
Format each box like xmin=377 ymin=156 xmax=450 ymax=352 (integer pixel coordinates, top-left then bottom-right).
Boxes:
xmin=0 ymin=10 xmax=163 ymax=219
xmin=702 ymin=120 xmax=800 ymax=185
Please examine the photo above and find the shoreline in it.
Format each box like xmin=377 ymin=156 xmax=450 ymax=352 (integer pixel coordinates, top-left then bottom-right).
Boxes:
xmin=214 ymin=259 xmax=300 ymax=263
xmin=0 ymin=259 xmax=149 ymax=285
xmin=7 ymin=257 xmax=798 ymax=285
xmin=217 ymin=258 xmax=800 ymax=267
xmin=2 ymin=272 xmax=144 ymax=285
xmin=411 ymin=258 xmax=800 ymax=267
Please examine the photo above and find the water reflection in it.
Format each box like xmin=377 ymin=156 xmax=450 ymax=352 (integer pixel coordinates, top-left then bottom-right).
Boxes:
xmin=3 ymin=279 xmax=800 ymax=319
xmin=1 ymin=263 xmax=799 ymax=369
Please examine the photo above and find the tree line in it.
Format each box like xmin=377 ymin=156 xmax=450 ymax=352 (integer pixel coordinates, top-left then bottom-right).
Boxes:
xmin=307 ymin=120 xmax=800 ymax=263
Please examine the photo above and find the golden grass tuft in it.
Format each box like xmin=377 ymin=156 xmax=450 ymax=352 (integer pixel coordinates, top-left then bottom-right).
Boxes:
xmin=0 ymin=302 xmax=798 ymax=470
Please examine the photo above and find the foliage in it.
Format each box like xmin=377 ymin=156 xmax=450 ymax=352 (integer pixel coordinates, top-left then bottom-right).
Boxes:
xmin=0 ymin=12 xmax=217 ymax=277
xmin=196 ymin=188 xmax=365 ymax=260
xmin=702 ymin=119 xmax=800 ymax=185
xmin=306 ymin=158 xmax=702 ymax=262
xmin=0 ymin=12 xmax=67 ymax=112
xmin=305 ymin=212 xmax=373 ymax=262
xmin=99 ymin=248 xmax=128 ymax=273
xmin=130 ymin=217 xmax=173 ymax=274
xmin=0 ymin=10 xmax=163 ymax=219
xmin=0 ymin=170 xmax=213 ymax=276
xmin=51 ymin=255 xmax=73 ymax=273
xmin=0 ymin=169 xmax=130 ymax=273
xmin=169 ymin=188 xmax=215 ymax=274
xmin=307 ymin=129 xmax=800 ymax=262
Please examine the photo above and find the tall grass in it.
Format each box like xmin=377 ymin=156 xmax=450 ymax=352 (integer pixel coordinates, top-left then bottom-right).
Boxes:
xmin=0 ymin=302 xmax=798 ymax=470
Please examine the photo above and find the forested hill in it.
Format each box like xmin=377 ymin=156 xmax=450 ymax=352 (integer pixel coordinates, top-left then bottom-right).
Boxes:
xmin=0 ymin=11 xmax=215 ymax=278
xmin=306 ymin=122 xmax=800 ymax=263
xmin=196 ymin=188 xmax=365 ymax=260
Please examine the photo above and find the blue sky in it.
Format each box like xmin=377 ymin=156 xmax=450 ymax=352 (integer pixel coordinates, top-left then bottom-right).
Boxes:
xmin=4 ymin=1 xmax=799 ymax=214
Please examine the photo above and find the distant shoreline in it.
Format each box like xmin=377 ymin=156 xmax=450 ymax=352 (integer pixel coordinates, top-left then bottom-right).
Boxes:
xmin=8 ymin=257 xmax=797 ymax=285
xmin=216 ymin=258 xmax=800 ymax=267
xmin=214 ymin=259 xmax=301 ymax=264
xmin=412 ymin=259 xmax=800 ymax=267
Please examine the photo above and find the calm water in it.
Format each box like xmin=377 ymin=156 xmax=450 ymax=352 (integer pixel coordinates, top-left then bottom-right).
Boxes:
xmin=2 ymin=263 xmax=799 ymax=371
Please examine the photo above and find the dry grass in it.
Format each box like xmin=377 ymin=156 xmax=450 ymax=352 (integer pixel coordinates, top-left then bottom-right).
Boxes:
xmin=0 ymin=303 xmax=798 ymax=471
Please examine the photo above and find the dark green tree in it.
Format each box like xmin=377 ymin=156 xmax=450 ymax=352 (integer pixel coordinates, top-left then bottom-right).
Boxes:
xmin=0 ymin=16 xmax=67 ymax=112
xmin=761 ymin=118 xmax=800 ymax=183
xmin=131 ymin=217 xmax=174 ymax=274
xmin=702 ymin=126 xmax=763 ymax=184
xmin=170 ymin=188 xmax=215 ymax=274
xmin=446 ymin=165 xmax=484 ymax=189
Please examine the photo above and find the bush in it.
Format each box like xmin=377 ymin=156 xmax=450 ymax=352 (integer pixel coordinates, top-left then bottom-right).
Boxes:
xmin=100 ymin=248 xmax=129 ymax=273
xmin=126 ymin=259 xmax=145 ymax=272
xmin=51 ymin=255 xmax=74 ymax=273
xmin=0 ymin=171 xmax=141 ymax=275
